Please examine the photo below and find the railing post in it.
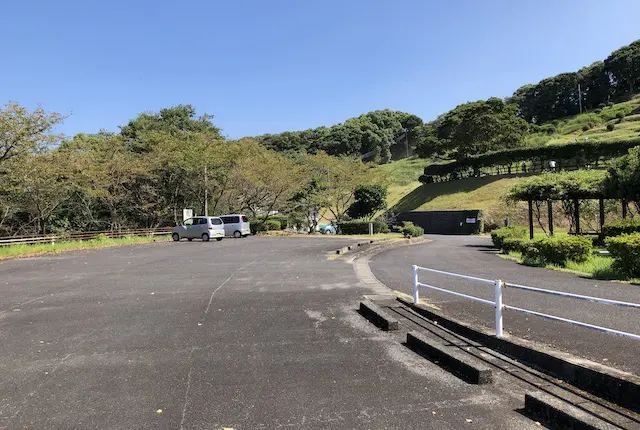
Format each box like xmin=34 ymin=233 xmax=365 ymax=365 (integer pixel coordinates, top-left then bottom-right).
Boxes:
xmin=494 ymin=280 xmax=504 ymax=338
xmin=412 ymin=265 xmax=419 ymax=304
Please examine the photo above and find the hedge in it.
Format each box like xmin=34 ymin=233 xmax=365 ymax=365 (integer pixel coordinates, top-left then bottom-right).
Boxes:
xmin=419 ymin=138 xmax=640 ymax=183
xmin=337 ymin=220 xmax=389 ymax=235
xmin=490 ymin=226 xmax=527 ymax=249
xmin=501 ymin=237 xmax=530 ymax=253
xmin=606 ymin=233 xmax=640 ymax=278
xmin=250 ymin=218 xmax=281 ymax=234
xmin=269 ymin=215 xmax=288 ymax=230
xmin=602 ymin=219 xmax=640 ymax=238
xmin=401 ymin=221 xmax=424 ymax=238
xmin=523 ymin=235 xmax=592 ymax=266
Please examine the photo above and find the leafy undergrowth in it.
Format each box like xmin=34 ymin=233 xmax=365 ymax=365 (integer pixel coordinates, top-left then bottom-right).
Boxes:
xmin=0 ymin=235 xmax=170 ymax=259
xmin=499 ymin=251 xmax=640 ymax=283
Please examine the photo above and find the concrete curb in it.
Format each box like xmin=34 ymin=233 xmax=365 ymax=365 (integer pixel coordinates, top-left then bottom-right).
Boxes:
xmin=406 ymin=331 xmax=493 ymax=384
xmin=359 ymin=300 xmax=399 ymax=331
xmin=524 ymin=391 xmax=620 ymax=430
xmin=397 ymin=296 xmax=640 ymax=413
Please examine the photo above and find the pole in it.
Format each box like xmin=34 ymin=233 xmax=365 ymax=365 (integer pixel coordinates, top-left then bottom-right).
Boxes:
xmin=368 ymin=222 xmax=373 ymax=236
xmin=405 ymin=128 xmax=409 ymax=159
xmin=494 ymin=280 xmax=504 ymax=338
xmin=412 ymin=265 xmax=419 ymax=305
xmin=547 ymin=200 xmax=554 ymax=236
xmin=578 ymin=83 xmax=583 ymax=114
xmin=204 ymin=165 xmax=208 ymax=216
xmin=574 ymin=198 xmax=580 ymax=235
xmin=599 ymin=198 xmax=605 ymax=242
xmin=528 ymin=199 xmax=534 ymax=240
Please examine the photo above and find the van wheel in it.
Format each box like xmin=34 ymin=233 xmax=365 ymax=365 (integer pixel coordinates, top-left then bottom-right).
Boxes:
xmin=216 ymin=237 xmax=223 ymax=242
xmin=233 ymin=231 xmax=242 ymax=238
xmin=172 ymin=233 xmax=180 ymax=242
xmin=201 ymin=233 xmax=210 ymax=242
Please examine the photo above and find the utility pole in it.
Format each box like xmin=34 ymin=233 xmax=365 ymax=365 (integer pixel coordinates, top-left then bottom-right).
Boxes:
xmin=204 ymin=165 xmax=208 ymax=216
xmin=578 ymin=83 xmax=583 ymax=114
xmin=405 ymin=128 xmax=409 ymax=158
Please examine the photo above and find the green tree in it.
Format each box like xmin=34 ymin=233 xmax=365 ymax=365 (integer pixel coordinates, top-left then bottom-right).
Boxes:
xmin=605 ymin=40 xmax=640 ymax=97
xmin=435 ymin=98 xmax=528 ymax=159
xmin=120 ymin=105 xmax=222 ymax=152
xmin=347 ymin=184 xmax=387 ymax=220
xmin=0 ymin=103 xmax=64 ymax=165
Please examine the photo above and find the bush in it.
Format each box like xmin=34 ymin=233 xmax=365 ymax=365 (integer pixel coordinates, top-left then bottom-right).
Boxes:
xmin=401 ymin=221 xmax=424 ymax=238
xmin=606 ymin=233 xmax=640 ymax=277
xmin=607 ymin=123 xmax=615 ymax=131
xmin=524 ymin=235 xmax=592 ymax=266
xmin=269 ymin=215 xmax=288 ymax=230
xmin=490 ymin=226 xmax=527 ymax=249
xmin=594 ymin=108 xmax=602 ymax=114
xmin=581 ymin=124 xmax=590 ymax=132
xmin=250 ymin=218 xmax=281 ymax=234
xmin=337 ymin=220 xmax=389 ymax=235
xmin=538 ymin=124 xmax=556 ymax=135
xmin=602 ymin=219 xmax=640 ymax=237
xmin=598 ymin=103 xmax=607 ymax=109
xmin=501 ymin=237 xmax=530 ymax=253
xmin=616 ymin=112 xmax=626 ymax=119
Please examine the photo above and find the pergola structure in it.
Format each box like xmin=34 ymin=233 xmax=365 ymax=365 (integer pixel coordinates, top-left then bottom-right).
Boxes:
xmin=522 ymin=194 xmax=627 ymax=240
xmin=508 ymin=170 xmax=621 ymax=240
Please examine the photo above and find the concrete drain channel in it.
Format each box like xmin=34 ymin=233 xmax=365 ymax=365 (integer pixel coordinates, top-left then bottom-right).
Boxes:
xmin=358 ymin=297 xmax=640 ymax=430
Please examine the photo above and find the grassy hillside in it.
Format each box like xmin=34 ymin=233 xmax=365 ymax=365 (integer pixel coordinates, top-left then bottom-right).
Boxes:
xmin=378 ymin=97 xmax=640 ymax=226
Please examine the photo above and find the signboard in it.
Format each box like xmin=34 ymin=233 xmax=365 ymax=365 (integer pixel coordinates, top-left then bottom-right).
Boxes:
xmin=465 ymin=218 xmax=477 ymax=224
xmin=183 ymin=209 xmax=193 ymax=222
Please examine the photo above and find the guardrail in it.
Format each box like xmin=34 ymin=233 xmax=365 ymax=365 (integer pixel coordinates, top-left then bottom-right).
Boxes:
xmin=411 ymin=265 xmax=640 ymax=341
xmin=0 ymin=228 xmax=172 ymax=247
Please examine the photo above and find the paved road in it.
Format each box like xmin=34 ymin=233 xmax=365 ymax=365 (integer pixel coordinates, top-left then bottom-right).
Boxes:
xmin=370 ymin=235 xmax=640 ymax=374
xmin=0 ymin=237 xmax=536 ymax=429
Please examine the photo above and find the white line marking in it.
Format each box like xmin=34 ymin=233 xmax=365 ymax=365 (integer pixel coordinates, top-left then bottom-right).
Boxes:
xmin=179 ymin=347 xmax=198 ymax=430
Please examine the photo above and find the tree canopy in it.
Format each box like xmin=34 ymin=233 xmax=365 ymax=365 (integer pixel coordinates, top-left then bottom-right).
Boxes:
xmin=256 ymin=109 xmax=423 ymax=163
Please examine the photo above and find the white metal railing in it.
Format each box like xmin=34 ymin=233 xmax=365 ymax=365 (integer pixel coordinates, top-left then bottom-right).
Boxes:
xmin=411 ymin=265 xmax=640 ymax=341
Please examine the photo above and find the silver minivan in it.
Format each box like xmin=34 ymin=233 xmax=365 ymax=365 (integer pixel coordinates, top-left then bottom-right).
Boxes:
xmin=219 ymin=214 xmax=251 ymax=238
xmin=172 ymin=216 xmax=225 ymax=242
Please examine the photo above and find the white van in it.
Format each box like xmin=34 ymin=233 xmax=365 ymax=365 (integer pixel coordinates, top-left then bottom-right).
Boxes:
xmin=219 ymin=214 xmax=251 ymax=238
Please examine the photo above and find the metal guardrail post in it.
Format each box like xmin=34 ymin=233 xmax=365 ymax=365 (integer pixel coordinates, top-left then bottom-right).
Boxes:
xmin=412 ymin=265 xmax=419 ymax=305
xmin=494 ymin=279 xmax=504 ymax=338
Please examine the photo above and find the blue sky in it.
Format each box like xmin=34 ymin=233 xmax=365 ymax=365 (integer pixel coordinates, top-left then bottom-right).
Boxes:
xmin=2 ymin=0 xmax=639 ymax=139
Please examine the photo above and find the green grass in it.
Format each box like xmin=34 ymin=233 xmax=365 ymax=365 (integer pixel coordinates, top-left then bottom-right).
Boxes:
xmin=499 ymin=250 xmax=640 ymax=283
xmin=0 ymin=235 xmax=170 ymax=259
xmin=375 ymin=97 xmax=640 ymax=227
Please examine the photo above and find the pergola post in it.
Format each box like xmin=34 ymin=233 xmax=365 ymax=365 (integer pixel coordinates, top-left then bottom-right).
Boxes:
xmin=547 ymin=200 xmax=554 ymax=236
xmin=528 ymin=199 xmax=534 ymax=240
xmin=599 ymin=198 xmax=605 ymax=242
xmin=574 ymin=198 xmax=580 ymax=235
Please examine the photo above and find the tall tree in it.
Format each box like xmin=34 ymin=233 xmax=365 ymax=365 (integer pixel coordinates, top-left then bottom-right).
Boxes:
xmin=435 ymin=98 xmax=528 ymax=159
xmin=0 ymin=103 xmax=64 ymax=165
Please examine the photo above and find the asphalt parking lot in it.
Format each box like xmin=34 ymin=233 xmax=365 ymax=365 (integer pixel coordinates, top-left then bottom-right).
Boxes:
xmin=0 ymin=237 xmax=538 ymax=429
xmin=370 ymin=234 xmax=640 ymax=374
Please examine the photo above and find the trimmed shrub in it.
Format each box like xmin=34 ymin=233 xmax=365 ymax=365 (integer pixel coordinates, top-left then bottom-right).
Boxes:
xmin=524 ymin=235 xmax=592 ymax=266
xmin=490 ymin=226 xmax=527 ymax=249
xmin=607 ymin=123 xmax=615 ymax=131
xmin=269 ymin=215 xmax=288 ymax=230
xmin=581 ymin=124 xmax=591 ymax=132
xmin=602 ymin=219 xmax=640 ymax=237
xmin=606 ymin=233 xmax=640 ymax=278
xmin=250 ymin=218 xmax=281 ymax=234
xmin=501 ymin=237 xmax=529 ymax=253
xmin=401 ymin=221 xmax=424 ymax=238
xmin=337 ymin=220 xmax=389 ymax=235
